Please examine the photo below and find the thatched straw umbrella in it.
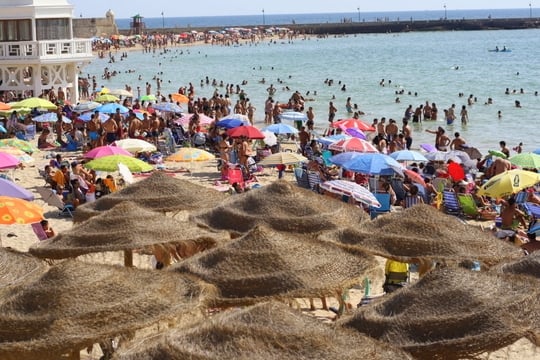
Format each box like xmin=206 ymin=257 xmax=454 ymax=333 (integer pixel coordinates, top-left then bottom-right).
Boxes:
xmin=112 ymin=301 xmax=413 ymax=360
xmin=30 ymin=202 xmax=229 ymax=267
xmin=170 ymin=225 xmax=379 ymax=308
xmin=0 ymin=247 xmax=47 ymax=289
xmin=190 ymin=180 xmax=369 ymax=237
xmin=339 ymin=267 xmax=540 ymax=360
xmin=0 ymin=260 xmax=216 ymax=360
xmin=320 ymin=204 xmax=522 ymax=275
xmin=495 ymin=252 xmax=540 ymax=278
xmin=74 ymin=172 xmax=227 ymax=223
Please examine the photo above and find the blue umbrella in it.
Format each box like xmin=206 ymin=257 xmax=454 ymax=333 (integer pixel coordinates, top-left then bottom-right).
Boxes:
xmin=330 ymin=152 xmax=403 ymax=176
xmin=263 ymin=123 xmax=299 ymax=134
xmin=33 ymin=112 xmax=72 ymax=123
xmin=316 ymin=134 xmax=348 ymax=147
xmin=279 ymin=111 xmax=307 ymax=121
xmin=389 ymin=150 xmax=428 ymax=162
xmin=534 ymin=148 xmax=540 ymax=155
xmin=78 ymin=112 xmax=110 ymax=122
xmin=95 ymin=103 xmax=129 ymax=114
xmin=216 ymin=118 xmax=247 ymax=129
xmin=0 ymin=178 xmax=34 ymax=201
xmin=153 ymin=102 xmax=183 ymax=113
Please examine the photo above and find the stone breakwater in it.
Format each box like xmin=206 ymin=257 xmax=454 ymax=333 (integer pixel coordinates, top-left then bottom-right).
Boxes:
xmin=114 ymin=17 xmax=540 ymax=35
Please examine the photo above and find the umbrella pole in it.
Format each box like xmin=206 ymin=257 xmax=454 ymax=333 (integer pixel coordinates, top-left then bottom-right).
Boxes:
xmin=123 ymin=250 xmax=133 ymax=267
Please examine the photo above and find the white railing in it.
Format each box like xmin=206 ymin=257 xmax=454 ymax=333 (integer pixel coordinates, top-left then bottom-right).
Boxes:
xmin=0 ymin=39 xmax=93 ymax=60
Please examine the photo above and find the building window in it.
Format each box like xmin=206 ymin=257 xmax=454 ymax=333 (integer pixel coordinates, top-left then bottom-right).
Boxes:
xmin=36 ymin=18 xmax=70 ymax=40
xmin=0 ymin=20 xmax=32 ymax=42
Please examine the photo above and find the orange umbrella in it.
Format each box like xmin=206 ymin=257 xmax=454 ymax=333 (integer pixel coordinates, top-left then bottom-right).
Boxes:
xmin=171 ymin=93 xmax=190 ymax=103
xmin=0 ymin=102 xmax=11 ymax=110
xmin=0 ymin=196 xmax=43 ymax=225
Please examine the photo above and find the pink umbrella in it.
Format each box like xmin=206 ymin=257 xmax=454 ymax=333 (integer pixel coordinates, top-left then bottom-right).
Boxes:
xmin=403 ymin=168 xmax=427 ymax=187
xmin=174 ymin=113 xmax=215 ymax=126
xmin=331 ymin=118 xmax=375 ymax=132
xmin=0 ymin=152 xmax=21 ymax=169
xmin=84 ymin=145 xmax=133 ymax=159
xmin=328 ymin=138 xmax=379 ymax=153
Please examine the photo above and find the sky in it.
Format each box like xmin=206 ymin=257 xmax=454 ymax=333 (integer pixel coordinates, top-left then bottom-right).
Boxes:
xmin=67 ymin=1 xmax=531 ymax=19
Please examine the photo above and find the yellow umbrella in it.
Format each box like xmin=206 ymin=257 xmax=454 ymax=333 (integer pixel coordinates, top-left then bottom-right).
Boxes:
xmin=166 ymin=148 xmax=215 ymax=162
xmin=0 ymin=139 xmax=39 ymax=154
xmin=0 ymin=196 xmax=43 ymax=225
xmin=99 ymin=87 xmax=111 ymax=94
xmin=11 ymin=97 xmax=57 ymax=110
xmin=95 ymin=94 xmax=120 ymax=103
xmin=477 ymin=169 xmax=540 ymax=198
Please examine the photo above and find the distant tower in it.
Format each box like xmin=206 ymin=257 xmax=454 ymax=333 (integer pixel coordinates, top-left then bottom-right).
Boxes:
xmin=0 ymin=0 xmax=94 ymax=101
xmin=130 ymin=14 xmax=145 ymax=35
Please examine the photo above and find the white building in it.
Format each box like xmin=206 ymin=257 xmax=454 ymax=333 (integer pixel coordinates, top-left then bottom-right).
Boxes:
xmin=0 ymin=0 xmax=93 ymax=102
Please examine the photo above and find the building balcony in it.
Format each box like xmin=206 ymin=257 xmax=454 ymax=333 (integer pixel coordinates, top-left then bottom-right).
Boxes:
xmin=0 ymin=39 xmax=93 ymax=62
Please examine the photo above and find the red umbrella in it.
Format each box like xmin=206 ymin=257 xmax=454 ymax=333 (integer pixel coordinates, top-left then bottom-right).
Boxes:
xmin=331 ymin=118 xmax=375 ymax=132
xmin=447 ymin=161 xmax=465 ymax=181
xmin=227 ymin=125 xmax=265 ymax=139
xmin=328 ymin=138 xmax=379 ymax=153
xmin=403 ymin=168 xmax=426 ymax=187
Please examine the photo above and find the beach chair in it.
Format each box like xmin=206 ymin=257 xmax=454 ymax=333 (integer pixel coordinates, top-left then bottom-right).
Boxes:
xmin=227 ymin=167 xmax=244 ymax=188
xmin=442 ymin=190 xmax=463 ymax=217
xmin=457 ymin=193 xmax=497 ymax=220
xmin=25 ymin=124 xmax=36 ymax=140
xmin=307 ymin=170 xmax=322 ymax=193
xmin=321 ymin=149 xmax=333 ymax=166
xmin=432 ymin=177 xmax=450 ymax=192
xmin=64 ymin=133 xmax=80 ymax=151
xmin=294 ymin=167 xmax=310 ymax=189
xmin=369 ymin=192 xmax=392 ymax=219
xmin=37 ymin=187 xmax=74 ymax=217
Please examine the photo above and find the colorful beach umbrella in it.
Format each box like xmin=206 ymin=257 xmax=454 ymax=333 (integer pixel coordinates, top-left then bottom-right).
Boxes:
xmin=508 ymin=152 xmax=540 ymax=169
xmin=258 ymin=152 xmax=307 ymax=166
xmin=317 ymin=134 xmax=348 ymax=147
xmin=152 ymin=102 xmax=183 ymax=113
xmin=72 ymin=101 xmax=100 ymax=112
xmin=328 ymin=138 xmax=378 ymax=153
xmin=263 ymin=123 xmax=299 ymax=134
xmin=108 ymin=89 xmax=134 ymax=97
xmin=12 ymin=97 xmax=57 ymax=110
xmin=216 ymin=118 xmax=248 ymax=129
xmin=402 ymin=168 xmax=427 ymax=187
xmin=78 ymin=112 xmax=109 ymax=122
xmin=420 ymin=143 xmax=437 ymax=153
xmin=84 ymin=145 xmax=133 ymax=159
xmin=227 ymin=125 xmax=265 ymax=139
xmin=279 ymin=111 xmax=308 ymax=122
xmin=0 ymin=147 xmax=34 ymax=164
xmin=166 ymin=148 xmax=215 ymax=162
xmin=331 ymin=118 xmax=375 ymax=132
xmin=389 ymin=150 xmax=428 ymax=162
xmin=140 ymin=94 xmax=157 ymax=102
xmin=488 ymin=150 xmax=508 ymax=159
xmin=175 ymin=113 xmax=215 ymax=126
xmin=0 ymin=139 xmax=39 ymax=154
xmin=0 ymin=102 xmax=11 ymax=110
xmin=95 ymin=103 xmax=129 ymax=114
xmin=0 ymin=196 xmax=43 ymax=225
xmin=171 ymin=93 xmax=190 ymax=103
xmin=0 ymin=178 xmax=34 ymax=201
xmin=344 ymin=127 xmax=367 ymax=140
xmin=320 ymin=180 xmax=381 ymax=208
xmin=0 ymin=152 xmax=21 ymax=169
xmin=85 ymin=155 xmax=153 ymax=173
xmin=95 ymin=94 xmax=120 ymax=103
xmin=33 ymin=112 xmax=71 ymax=123
xmin=477 ymin=169 xmax=540 ymax=198
xmin=330 ymin=152 xmax=403 ymax=176
xmin=113 ymin=139 xmax=157 ymax=153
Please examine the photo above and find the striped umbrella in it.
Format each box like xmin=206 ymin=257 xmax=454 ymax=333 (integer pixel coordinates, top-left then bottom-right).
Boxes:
xmin=320 ymin=180 xmax=381 ymax=208
xmin=328 ymin=138 xmax=378 ymax=153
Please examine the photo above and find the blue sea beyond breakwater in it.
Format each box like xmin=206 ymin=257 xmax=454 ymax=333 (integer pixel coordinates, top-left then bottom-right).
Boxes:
xmin=115 ymin=8 xmax=536 ymax=30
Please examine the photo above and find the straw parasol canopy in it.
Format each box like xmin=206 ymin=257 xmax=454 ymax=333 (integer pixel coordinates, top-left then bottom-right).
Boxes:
xmin=113 ymin=301 xmax=412 ymax=360
xmin=0 ymin=247 xmax=48 ymax=290
xmin=73 ymin=172 xmax=227 ymax=223
xmin=320 ymin=204 xmax=522 ymax=273
xmin=190 ymin=180 xmax=368 ymax=237
xmin=0 ymin=260 xmax=216 ymax=360
xmin=339 ymin=267 xmax=540 ymax=359
xmin=170 ymin=225 xmax=379 ymax=307
xmin=495 ymin=252 xmax=540 ymax=278
xmin=30 ymin=202 xmax=229 ymax=262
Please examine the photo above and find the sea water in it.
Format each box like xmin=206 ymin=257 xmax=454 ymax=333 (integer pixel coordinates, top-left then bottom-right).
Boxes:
xmin=83 ymin=28 xmax=540 ymax=154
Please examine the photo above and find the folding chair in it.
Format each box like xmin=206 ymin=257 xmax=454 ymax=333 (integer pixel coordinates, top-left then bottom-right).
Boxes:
xmin=442 ymin=190 xmax=463 ymax=217
xmin=369 ymin=192 xmax=392 ymax=219
xmin=457 ymin=193 xmax=497 ymax=220
xmin=307 ymin=170 xmax=322 ymax=193
xmin=294 ymin=167 xmax=310 ymax=189
xmin=227 ymin=167 xmax=244 ymax=188
xmin=31 ymin=222 xmax=49 ymax=241
xmin=37 ymin=187 xmax=74 ymax=217
xmin=25 ymin=124 xmax=36 ymax=140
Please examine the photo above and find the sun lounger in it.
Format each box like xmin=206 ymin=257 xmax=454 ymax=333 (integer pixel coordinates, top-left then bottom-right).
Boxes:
xmin=442 ymin=190 xmax=463 ymax=217
xmin=457 ymin=194 xmax=497 ymax=220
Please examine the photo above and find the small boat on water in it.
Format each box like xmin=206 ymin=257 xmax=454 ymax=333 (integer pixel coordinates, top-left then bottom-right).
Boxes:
xmin=489 ymin=47 xmax=512 ymax=53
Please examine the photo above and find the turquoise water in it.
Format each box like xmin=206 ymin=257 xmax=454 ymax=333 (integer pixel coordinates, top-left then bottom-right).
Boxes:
xmin=83 ymin=28 xmax=540 ymax=154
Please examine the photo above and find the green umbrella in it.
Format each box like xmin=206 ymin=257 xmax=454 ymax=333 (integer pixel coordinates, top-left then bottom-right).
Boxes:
xmin=0 ymin=139 xmax=39 ymax=154
xmin=11 ymin=97 xmax=57 ymax=110
xmin=140 ymin=94 xmax=157 ymax=102
xmin=488 ymin=150 xmax=507 ymax=159
xmin=85 ymin=155 xmax=153 ymax=173
xmin=509 ymin=152 xmax=540 ymax=169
